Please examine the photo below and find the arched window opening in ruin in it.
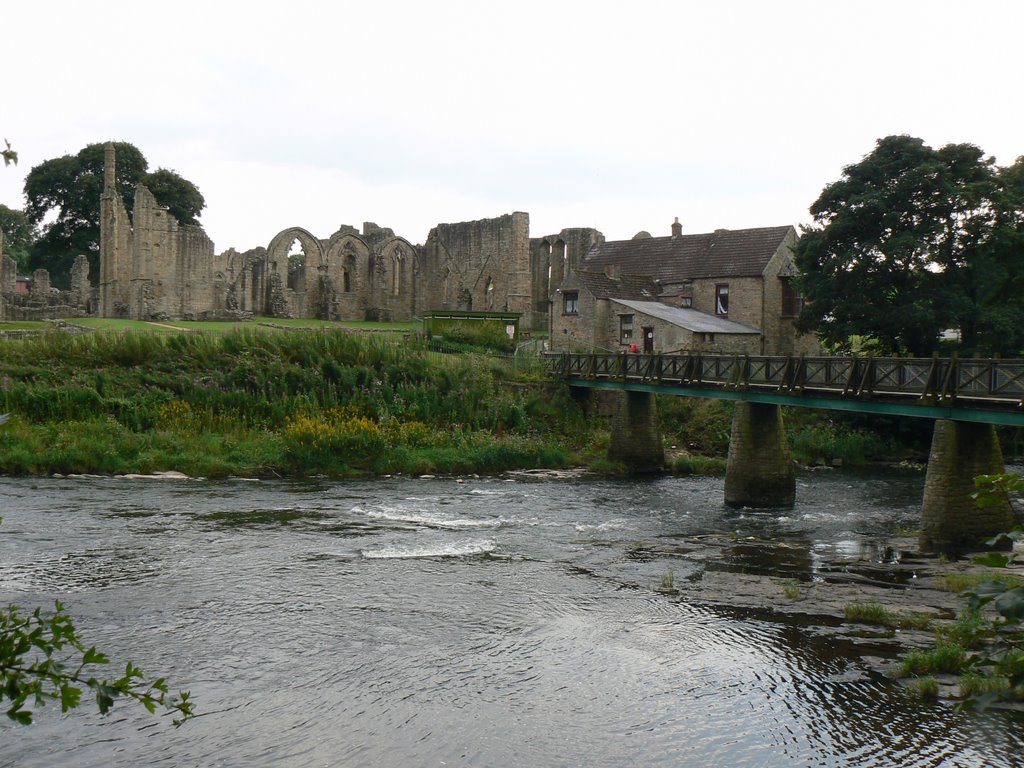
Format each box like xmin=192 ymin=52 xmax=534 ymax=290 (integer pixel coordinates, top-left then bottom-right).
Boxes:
xmin=391 ymin=249 xmax=403 ymax=296
xmin=287 ymin=238 xmax=306 ymax=293
xmin=343 ymin=251 xmax=356 ymax=293
xmin=485 ymin=277 xmax=495 ymax=309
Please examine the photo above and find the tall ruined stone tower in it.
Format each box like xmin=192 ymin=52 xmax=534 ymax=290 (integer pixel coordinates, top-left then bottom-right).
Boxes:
xmin=98 ymin=143 xmax=132 ymax=316
xmin=98 ymin=142 xmax=216 ymax=320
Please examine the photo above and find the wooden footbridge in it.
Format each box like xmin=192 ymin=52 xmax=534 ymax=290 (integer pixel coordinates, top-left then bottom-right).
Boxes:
xmin=547 ymin=352 xmax=1024 ymax=554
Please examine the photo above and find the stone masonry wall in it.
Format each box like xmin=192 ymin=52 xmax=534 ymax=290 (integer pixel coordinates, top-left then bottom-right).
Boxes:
xmin=99 ymin=144 xmax=133 ymax=317
xmin=691 ymin=275 xmax=763 ymax=333
xmin=418 ymin=212 xmax=533 ymax=324
xmin=724 ymin=402 xmax=795 ymax=507
xmin=1 ymin=254 xmax=15 ymax=296
xmin=531 ymin=227 xmax=604 ymax=330
xmin=919 ymin=420 xmax=1013 ymax=554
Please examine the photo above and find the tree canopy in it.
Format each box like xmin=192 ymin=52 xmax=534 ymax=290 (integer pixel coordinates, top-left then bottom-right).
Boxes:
xmin=0 ymin=204 xmax=37 ymax=271
xmin=23 ymin=142 xmax=205 ymax=287
xmin=794 ymin=135 xmax=1024 ymax=356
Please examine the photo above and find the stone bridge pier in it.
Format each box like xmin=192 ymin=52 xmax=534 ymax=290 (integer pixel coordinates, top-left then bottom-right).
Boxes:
xmin=607 ymin=391 xmax=665 ymax=473
xmin=920 ymin=420 xmax=1014 ymax=554
xmin=724 ymin=402 xmax=795 ymax=508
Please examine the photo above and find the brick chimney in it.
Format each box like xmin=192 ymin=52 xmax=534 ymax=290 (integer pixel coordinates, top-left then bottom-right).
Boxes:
xmin=671 ymin=216 xmax=682 ymax=238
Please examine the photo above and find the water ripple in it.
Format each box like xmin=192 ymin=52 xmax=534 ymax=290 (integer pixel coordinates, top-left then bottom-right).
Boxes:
xmin=2 ymin=473 xmax=1023 ymax=768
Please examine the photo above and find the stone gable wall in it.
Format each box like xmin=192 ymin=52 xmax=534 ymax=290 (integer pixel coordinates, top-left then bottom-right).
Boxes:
xmin=690 ymin=275 xmax=763 ymax=332
xmin=418 ymin=212 xmax=531 ymax=318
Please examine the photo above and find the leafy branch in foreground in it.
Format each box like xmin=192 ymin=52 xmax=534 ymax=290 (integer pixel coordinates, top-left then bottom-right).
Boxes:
xmin=0 ymin=599 xmax=193 ymax=725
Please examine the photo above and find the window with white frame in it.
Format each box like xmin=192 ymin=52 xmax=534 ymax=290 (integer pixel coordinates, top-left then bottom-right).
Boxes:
xmin=563 ymin=291 xmax=578 ymax=314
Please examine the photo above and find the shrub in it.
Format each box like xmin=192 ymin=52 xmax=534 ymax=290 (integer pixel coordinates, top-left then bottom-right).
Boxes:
xmin=788 ymin=421 xmax=891 ymax=465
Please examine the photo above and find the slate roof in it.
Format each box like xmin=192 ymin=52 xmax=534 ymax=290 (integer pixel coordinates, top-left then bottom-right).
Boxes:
xmin=581 ymin=225 xmax=795 ymax=282
xmin=575 ymin=270 xmax=660 ymax=301
xmin=611 ymin=299 xmax=761 ymax=335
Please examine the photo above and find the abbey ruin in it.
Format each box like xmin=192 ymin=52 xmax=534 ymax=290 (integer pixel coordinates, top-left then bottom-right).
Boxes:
xmin=87 ymin=144 xmax=598 ymax=330
xmin=1 ymin=144 xmax=602 ymax=328
xmin=2 ymin=144 xmax=814 ymax=359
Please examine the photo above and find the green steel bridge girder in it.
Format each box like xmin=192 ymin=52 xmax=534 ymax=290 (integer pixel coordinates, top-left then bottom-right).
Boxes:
xmin=565 ymin=378 xmax=1024 ymax=427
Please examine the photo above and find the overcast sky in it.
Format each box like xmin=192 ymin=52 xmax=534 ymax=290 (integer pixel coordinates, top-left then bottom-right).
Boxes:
xmin=3 ymin=0 xmax=1022 ymax=251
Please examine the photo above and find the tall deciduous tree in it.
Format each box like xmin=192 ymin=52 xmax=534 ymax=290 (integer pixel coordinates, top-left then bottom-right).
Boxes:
xmin=0 ymin=204 xmax=37 ymax=271
xmin=23 ymin=142 xmax=205 ymax=287
xmin=795 ymin=135 xmax=1024 ymax=356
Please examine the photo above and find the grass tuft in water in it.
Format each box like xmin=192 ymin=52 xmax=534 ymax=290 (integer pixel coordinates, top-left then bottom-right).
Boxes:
xmin=936 ymin=607 xmax=991 ymax=649
xmin=959 ymin=673 xmax=1010 ymax=698
xmin=843 ymin=602 xmax=932 ymax=630
xmin=941 ymin=571 xmax=1024 ymax=594
xmin=659 ymin=568 xmax=675 ymax=591
xmin=896 ymin=643 xmax=966 ymax=677
xmin=906 ymin=676 xmax=939 ymax=699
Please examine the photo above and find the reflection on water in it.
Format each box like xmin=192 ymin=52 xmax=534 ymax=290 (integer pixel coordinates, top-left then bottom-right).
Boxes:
xmin=1 ymin=469 xmax=1021 ymax=768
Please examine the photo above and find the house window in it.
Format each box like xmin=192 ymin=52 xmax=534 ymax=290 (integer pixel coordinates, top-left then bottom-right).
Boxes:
xmin=781 ymin=278 xmax=803 ymax=317
xmin=563 ymin=291 xmax=579 ymax=315
xmin=715 ymin=284 xmax=729 ymax=316
xmin=620 ymin=314 xmax=634 ymax=345
xmin=679 ymin=296 xmax=692 ymax=308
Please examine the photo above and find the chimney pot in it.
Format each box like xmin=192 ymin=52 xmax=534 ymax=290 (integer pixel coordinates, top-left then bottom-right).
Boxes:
xmin=671 ymin=217 xmax=682 ymax=238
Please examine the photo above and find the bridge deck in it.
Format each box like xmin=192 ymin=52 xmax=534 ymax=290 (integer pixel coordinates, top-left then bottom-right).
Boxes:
xmin=548 ymin=352 xmax=1024 ymax=426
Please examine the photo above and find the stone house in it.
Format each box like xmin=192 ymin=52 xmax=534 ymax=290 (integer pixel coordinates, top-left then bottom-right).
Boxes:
xmin=551 ymin=219 xmax=820 ymax=356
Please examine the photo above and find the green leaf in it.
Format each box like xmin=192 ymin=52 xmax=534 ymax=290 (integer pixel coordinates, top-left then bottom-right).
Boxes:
xmin=82 ymin=646 xmax=109 ymax=666
xmin=993 ymin=587 xmax=1024 ymax=621
xmin=10 ymin=709 xmax=33 ymax=725
xmin=60 ymin=684 xmax=82 ymax=712
xmin=972 ymin=552 xmax=1012 ymax=568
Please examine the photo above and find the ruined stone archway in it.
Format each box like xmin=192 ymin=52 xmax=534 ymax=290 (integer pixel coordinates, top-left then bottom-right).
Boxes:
xmin=371 ymin=236 xmax=418 ymax=321
xmin=266 ymin=227 xmax=325 ymax=317
xmin=324 ymin=232 xmax=371 ymax=320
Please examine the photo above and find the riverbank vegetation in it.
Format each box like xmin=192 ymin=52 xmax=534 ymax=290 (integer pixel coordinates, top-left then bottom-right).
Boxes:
xmin=0 ymin=326 xmax=1014 ymax=478
xmin=0 ymin=329 xmax=581 ymax=477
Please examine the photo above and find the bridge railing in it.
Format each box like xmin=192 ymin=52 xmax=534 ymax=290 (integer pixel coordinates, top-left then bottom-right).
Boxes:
xmin=547 ymin=352 xmax=1024 ymax=408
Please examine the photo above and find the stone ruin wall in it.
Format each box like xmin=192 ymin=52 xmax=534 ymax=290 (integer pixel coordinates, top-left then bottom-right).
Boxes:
xmin=6 ymin=193 xmax=592 ymax=331
xmin=0 ymin=225 xmax=92 ymax=321
xmin=99 ymin=146 xmax=133 ymax=317
xmin=417 ymin=212 xmax=532 ymax=319
xmin=530 ymin=228 xmax=604 ymax=329
xmin=17 ymin=145 xmax=597 ymax=329
xmin=128 ymin=185 xmax=216 ymax=321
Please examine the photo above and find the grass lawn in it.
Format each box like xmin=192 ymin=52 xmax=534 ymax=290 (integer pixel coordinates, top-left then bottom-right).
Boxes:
xmin=0 ymin=321 xmax=50 ymax=331
xmin=63 ymin=316 xmax=415 ymax=334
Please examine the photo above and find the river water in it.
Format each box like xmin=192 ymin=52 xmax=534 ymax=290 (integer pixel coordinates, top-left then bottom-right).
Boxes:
xmin=1 ymin=470 xmax=1021 ymax=767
